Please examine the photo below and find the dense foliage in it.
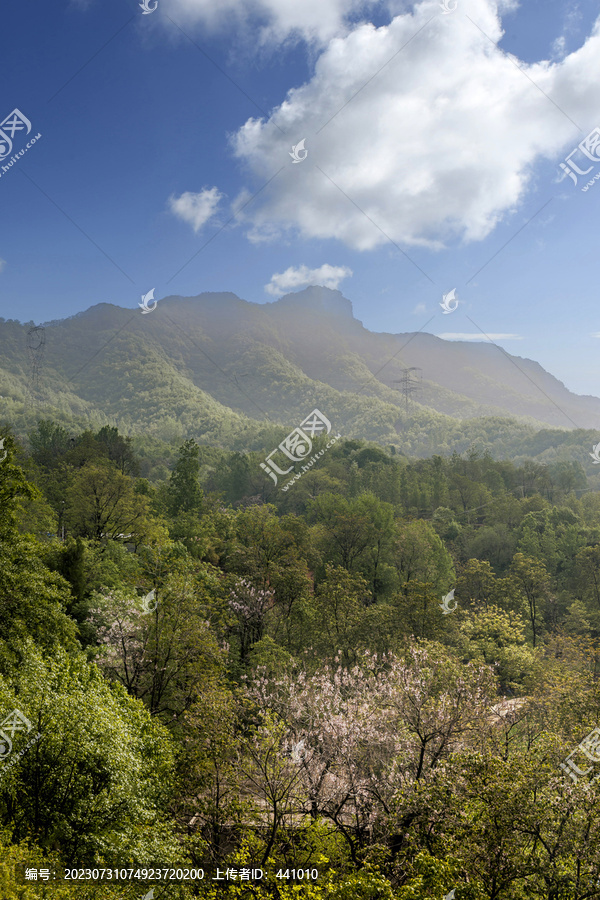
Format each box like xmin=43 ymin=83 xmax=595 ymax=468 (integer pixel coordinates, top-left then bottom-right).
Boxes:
xmin=2 ymin=420 xmax=600 ymax=898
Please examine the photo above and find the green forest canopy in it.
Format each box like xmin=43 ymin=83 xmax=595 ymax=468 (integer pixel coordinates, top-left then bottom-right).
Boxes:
xmin=1 ymin=421 xmax=600 ymax=898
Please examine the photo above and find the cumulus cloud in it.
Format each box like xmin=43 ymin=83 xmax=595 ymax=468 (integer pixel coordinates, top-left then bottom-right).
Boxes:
xmin=168 ymin=187 xmax=223 ymax=232
xmin=162 ymin=0 xmax=384 ymax=46
xmin=437 ymin=332 xmax=523 ymax=340
xmin=265 ymin=263 xmax=352 ymax=296
xmin=229 ymin=0 xmax=600 ymax=250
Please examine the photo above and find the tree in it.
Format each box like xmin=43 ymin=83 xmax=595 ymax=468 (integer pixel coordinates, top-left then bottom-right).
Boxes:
xmin=353 ymin=494 xmax=397 ymax=602
xmin=575 ymin=543 xmax=600 ymax=610
xmin=309 ymin=494 xmax=374 ymax=573
xmin=309 ymin=565 xmax=369 ymax=662
xmin=65 ymin=462 xmax=154 ymax=543
xmin=167 ymin=439 xmax=204 ymax=516
xmin=96 ymin=425 xmax=139 ymax=475
xmin=0 ymin=641 xmax=178 ymax=863
xmin=456 ymin=559 xmax=497 ymax=611
xmin=393 ymin=519 xmax=454 ymax=595
xmin=28 ymin=420 xmax=71 ymax=468
xmin=89 ymin=569 xmax=224 ymax=723
xmin=0 ymin=442 xmax=77 ymax=652
xmin=229 ymin=578 xmax=275 ymax=665
xmin=457 ymin=605 xmax=535 ymax=693
xmin=176 ymin=686 xmax=247 ymax=864
xmin=245 ymin=644 xmax=495 ymax=865
xmin=508 ymin=553 xmax=552 ymax=647
xmin=0 ymin=433 xmax=37 ymax=537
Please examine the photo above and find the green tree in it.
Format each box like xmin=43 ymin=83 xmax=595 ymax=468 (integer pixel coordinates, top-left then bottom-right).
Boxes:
xmin=0 ymin=641 xmax=178 ymax=863
xmin=309 ymin=494 xmax=374 ymax=573
xmin=96 ymin=425 xmax=139 ymax=475
xmin=508 ymin=552 xmax=552 ymax=647
xmin=65 ymin=462 xmax=155 ymax=543
xmin=167 ymin=439 xmax=204 ymax=516
xmin=28 ymin=420 xmax=71 ymax=468
xmin=393 ymin=519 xmax=455 ymax=595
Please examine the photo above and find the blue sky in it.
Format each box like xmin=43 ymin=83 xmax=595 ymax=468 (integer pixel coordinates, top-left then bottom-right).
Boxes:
xmin=1 ymin=0 xmax=600 ymax=396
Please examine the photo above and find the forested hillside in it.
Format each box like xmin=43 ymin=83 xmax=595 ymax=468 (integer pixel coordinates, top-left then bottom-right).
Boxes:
xmin=2 ymin=420 xmax=600 ymax=898
xmin=4 ymin=289 xmax=600 ymax=458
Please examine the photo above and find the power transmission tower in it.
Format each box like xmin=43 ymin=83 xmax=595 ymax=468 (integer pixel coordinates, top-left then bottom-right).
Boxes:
xmin=27 ymin=325 xmax=45 ymax=394
xmin=393 ymin=367 xmax=422 ymax=412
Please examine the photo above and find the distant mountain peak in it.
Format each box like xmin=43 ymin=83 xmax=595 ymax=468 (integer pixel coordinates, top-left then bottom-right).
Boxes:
xmin=271 ymin=285 xmax=355 ymax=318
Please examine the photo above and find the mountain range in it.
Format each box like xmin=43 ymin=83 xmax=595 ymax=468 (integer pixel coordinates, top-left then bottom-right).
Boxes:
xmin=1 ymin=286 xmax=598 ymax=466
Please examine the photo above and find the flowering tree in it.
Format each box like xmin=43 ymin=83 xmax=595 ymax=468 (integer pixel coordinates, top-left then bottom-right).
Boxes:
xmin=229 ymin=578 xmax=275 ymax=663
xmin=88 ymin=573 xmax=224 ymax=722
xmin=244 ymin=643 xmax=496 ymax=862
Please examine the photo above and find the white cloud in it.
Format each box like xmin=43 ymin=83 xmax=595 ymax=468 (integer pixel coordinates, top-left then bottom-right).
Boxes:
xmin=229 ymin=0 xmax=600 ymax=250
xmin=168 ymin=187 xmax=223 ymax=232
xmin=552 ymin=35 xmax=566 ymax=59
xmin=162 ymin=0 xmax=384 ymax=46
xmin=412 ymin=302 xmax=426 ymax=315
xmin=437 ymin=332 xmax=523 ymax=340
xmin=265 ymin=263 xmax=352 ymax=296
xmin=552 ymin=2 xmax=585 ymax=60
xmin=0 ymin=259 xmax=6 ymax=274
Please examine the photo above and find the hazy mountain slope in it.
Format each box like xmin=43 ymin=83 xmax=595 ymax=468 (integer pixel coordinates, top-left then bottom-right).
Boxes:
xmin=0 ymin=287 xmax=598 ymax=465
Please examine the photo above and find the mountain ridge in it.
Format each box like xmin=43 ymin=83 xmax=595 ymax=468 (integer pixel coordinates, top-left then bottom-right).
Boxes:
xmin=1 ymin=286 xmax=599 ymax=468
